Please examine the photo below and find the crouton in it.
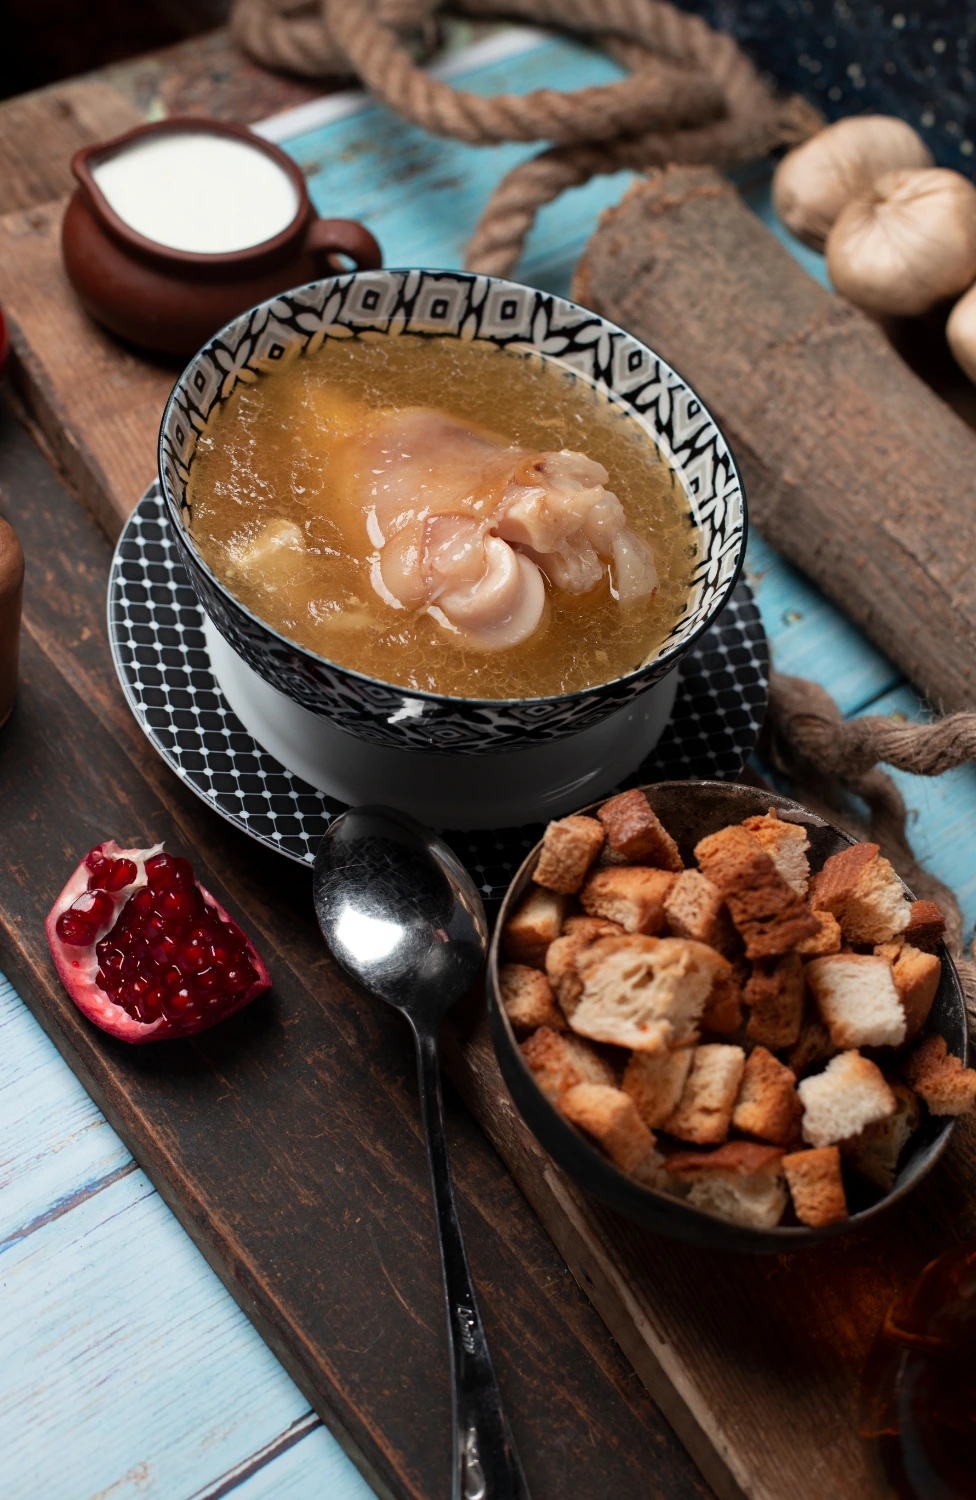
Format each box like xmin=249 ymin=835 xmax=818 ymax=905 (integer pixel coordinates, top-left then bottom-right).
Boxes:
xmin=664 ymin=869 xmax=737 ymax=953
xmin=742 ymin=809 xmax=810 ymax=896
xmin=795 ymin=909 xmax=843 ymax=957
xmin=701 ymin=957 xmax=746 ymax=1035
xmin=597 ymin=789 xmax=683 ymax=869
xmin=544 ymin=932 xmax=592 ymax=1018
xmin=501 ymin=885 xmax=566 ymax=968
xmin=890 ymin=945 xmax=941 ymax=1043
xmin=622 ymin=1048 xmax=694 ymax=1129
xmin=786 ymin=1016 xmax=838 ymax=1077
xmin=732 ymin=1046 xmax=803 ymax=1146
xmin=562 ymin=915 xmax=624 ymax=941
xmin=694 ymin=825 xmax=820 ymax=958
xmin=665 ymin=1141 xmax=787 ymax=1229
xmin=579 ymin=866 xmax=677 ymax=934
xmin=744 ymin=951 xmax=805 ymax=1050
xmin=533 ymin=816 xmax=605 ymax=894
xmin=805 ymin=953 xmax=906 ymax=1049
xmin=663 ymin=1043 xmax=746 ymax=1145
xmin=904 ymin=1033 xmax=976 ymax=1116
xmin=498 ymin=964 xmax=567 ymax=1037
xmin=782 ymin=1147 xmax=848 ymax=1227
xmin=841 ymin=1082 xmax=920 ymax=1190
xmin=571 ymin=935 xmax=729 ymax=1053
xmin=903 ymin=900 xmax=947 ymax=953
xmin=520 ymin=1026 xmax=615 ymax=1105
xmin=797 ymin=1051 xmax=896 ymax=1147
xmin=560 ymin=1082 xmax=657 ymax=1173
xmin=811 ymin=843 xmax=912 ymax=945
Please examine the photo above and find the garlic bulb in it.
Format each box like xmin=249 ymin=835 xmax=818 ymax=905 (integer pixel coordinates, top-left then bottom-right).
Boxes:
xmin=947 ymin=280 xmax=976 ymax=383
xmin=773 ymin=115 xmax=933 ymax=250
xmin=826 ymin=168 xmax=976 ymax=318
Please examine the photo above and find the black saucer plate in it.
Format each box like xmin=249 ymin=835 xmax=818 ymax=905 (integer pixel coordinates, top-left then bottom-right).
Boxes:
xmin=108 ymin=484 xmax=769 ymax=901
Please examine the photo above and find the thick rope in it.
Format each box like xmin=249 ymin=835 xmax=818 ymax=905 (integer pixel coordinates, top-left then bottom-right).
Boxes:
xmin=229 ymin=0 xmax=822 ymax=266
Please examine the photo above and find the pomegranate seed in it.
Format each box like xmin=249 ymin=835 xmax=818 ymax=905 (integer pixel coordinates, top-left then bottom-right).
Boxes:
xmin=159 ymin=887 xmax=194 ymax=922
xmin=131 ymin=887 xmax=155 ymax=916
xmin=193 ymin=967 xmax=221 ymax=993
xmin=149 ymin=933 xmax=178 ymax=965
xmin=166 ymin=986 xmax=194 ymax=1013
xmin=70 ymin=889 xmax=115 ymax=928
xmin=104 ymin=859 xmax=138 ymax=891
xmin=56 ymin=911 xmax=96 ymax=946
xmin=223 ymin=965 xmax=255 ymax=993
xmin=163 ymin=966 xmax=184 ymax=989
xmin=85 ymin=848 xmax=113 ymax=874
xmin=178 ymin=938 xmax=208 ymax=972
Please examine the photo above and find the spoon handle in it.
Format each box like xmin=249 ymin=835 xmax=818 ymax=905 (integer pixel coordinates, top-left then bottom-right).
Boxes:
xmin=413 ymin=1024 xmax=531 ymax=1500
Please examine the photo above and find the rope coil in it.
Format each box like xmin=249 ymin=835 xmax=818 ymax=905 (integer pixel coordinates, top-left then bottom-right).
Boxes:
xmin=229 ymin=0 xmax=822 ymax=272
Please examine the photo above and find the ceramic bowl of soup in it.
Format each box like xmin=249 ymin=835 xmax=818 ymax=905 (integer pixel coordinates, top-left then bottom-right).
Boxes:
xmin=158 ymin=270 xmax=746 ymax=824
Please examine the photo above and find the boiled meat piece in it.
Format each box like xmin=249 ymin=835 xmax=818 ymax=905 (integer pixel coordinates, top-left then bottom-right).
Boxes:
xmin=327 ymin=403 xmax=658 ymax=649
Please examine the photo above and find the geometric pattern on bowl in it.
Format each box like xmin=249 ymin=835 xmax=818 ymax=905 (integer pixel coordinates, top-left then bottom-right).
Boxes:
xmin=110 ymin=484 xmax=767 ymax=902
xmin=159 ymin=269 xmax=747 ymax=753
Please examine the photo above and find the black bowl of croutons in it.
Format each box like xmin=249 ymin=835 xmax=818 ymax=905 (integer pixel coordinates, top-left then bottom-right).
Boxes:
xmin=487 ymin=781 xmax=971 ymax=1252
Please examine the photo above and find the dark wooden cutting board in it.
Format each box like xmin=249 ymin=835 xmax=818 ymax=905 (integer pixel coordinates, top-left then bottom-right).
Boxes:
xmin=3 ymin=87 xmax=976 ymax=1495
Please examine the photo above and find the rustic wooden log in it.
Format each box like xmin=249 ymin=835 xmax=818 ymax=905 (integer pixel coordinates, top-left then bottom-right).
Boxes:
xmin=574 ymin=165 xmax=976 ymax=714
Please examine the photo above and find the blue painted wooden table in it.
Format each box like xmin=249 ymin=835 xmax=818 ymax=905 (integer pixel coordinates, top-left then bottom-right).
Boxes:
xmin=4 ymin=26 xmax=976 ymax=1500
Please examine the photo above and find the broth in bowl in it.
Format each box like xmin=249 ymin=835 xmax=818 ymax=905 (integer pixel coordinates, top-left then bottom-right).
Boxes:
xmin=187 ymin=335 xmax=701 ymax=700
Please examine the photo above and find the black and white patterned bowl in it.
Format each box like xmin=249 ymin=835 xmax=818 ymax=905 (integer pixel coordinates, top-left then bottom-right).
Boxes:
xmin=158 ymin=269 xmax=746 ymax=755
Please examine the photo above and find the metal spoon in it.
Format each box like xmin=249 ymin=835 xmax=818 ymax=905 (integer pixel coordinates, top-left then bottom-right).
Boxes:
xmin=313 ymin=806 xmax=530 ymax=1500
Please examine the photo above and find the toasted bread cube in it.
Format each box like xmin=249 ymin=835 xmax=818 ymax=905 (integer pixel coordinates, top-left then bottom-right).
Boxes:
xmin=597 ymin=789 xmax=683 ymax=869
xmin=732 ymin=1046 xmax=802 ymax=1146
xmin=812 ymin=843 xmax=912 ymax=945
xmin=841 ymin=1082 xmax=920 ymax=1190
xmin=663 ymin=1044 xmax=746 ymax=1145
xmin=664 ymin=869 xmax=737 ymax=953
xmin=786 ymin=1016 xmax=838 ymax=1077
xmin=694 ymin=825 xmax=820 ymax=958
xmin=890 ymin=945 xmax=941 ymax=1044
xmin=798 ymin=1050 xmax=896 ymax=1147
xmin=742 ymin=810 xmax=810 ymax=896
xmin=521 ymin=1026 xmax=615 ymax=1105
xmin=782 ymin=1147 xmax=848 ymax=1227
xmin=545 ymin=932 xmax=594 ymax=1018
xmin=571 ymin=935 xmax=729 ymax=1053
xmin=560 ymin=1083 xmax=657 ymax=1173
xmin=498 ymin=964 xmax=567 ymax=1037
xmin=904 ymin=1033 xmax=976 ymax=1116
xmin=796 ymin=909 xmax=843 ymax=957
xmin=580 ymin=866 xmax=677 ymax=934
xmin=665 ymin=1141 xmax=787 ymax=1228
xmin=533 ymin=816 xmax=605 ymax=895
xmin=744 ymin=951 xmax=805 ymax=1050
xmin=806 ymin=953 xmax=906 ymax=1049
xmin=701 ymin=957 xmax=746 ymax=1035
xmin=562 ymin=915 xmax=624 ymax=940
xmin=622 ymin=1048 xmax=694 ymax=1129
xmin=903 ymin=900 xmax=947 ymax=953
xmin=502 ymin=886 xmax=566 ymax=968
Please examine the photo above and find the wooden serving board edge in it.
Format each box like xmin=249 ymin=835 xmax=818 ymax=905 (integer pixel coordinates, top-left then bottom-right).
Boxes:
xmin=444 ymin=1025 xmax=749 ymax=1500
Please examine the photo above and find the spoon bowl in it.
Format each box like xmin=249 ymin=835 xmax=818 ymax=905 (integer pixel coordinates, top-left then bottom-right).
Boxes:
xmin=314 ymin=807 xmax=528 ymax=1500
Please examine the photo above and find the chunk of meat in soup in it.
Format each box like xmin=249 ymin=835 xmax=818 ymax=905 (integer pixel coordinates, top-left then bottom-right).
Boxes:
xmin=326 ymin=402 xmax=659 ymax=649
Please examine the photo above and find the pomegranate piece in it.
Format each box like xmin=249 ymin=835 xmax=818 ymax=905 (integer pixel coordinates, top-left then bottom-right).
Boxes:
xmin=46 ymin=840 xmax=271 ymax=1042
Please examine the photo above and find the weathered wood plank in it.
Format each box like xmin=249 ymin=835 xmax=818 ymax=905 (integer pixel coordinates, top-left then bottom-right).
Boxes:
xmin=574 ymin=164 xmax=976 ymax=715
xmin=745 ymin=533 xmax=899 ymax=715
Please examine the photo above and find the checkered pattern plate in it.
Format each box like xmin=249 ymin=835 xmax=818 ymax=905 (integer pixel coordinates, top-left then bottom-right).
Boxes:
xmin=108 ymin=484 xmax=768 ymax=901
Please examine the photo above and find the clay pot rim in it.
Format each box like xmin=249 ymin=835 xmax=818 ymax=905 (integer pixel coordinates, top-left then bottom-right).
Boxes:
xmin=71 ymin=116 xmax=312 ymax=270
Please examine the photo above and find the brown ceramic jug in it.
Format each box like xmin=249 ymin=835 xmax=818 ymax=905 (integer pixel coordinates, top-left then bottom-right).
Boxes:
xmin=62 ymin=118 xmax=383 ymax=359
xmin=0 ymin=509 xmax=24 ymax=729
